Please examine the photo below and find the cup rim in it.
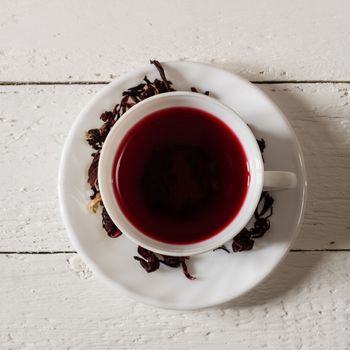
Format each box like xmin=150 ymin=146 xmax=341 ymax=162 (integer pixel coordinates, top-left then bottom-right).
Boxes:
xmin=98 ymin=91 xmax=264 ymax=256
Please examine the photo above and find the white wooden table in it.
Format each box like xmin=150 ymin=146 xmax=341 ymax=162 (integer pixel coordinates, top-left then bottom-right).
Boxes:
xmin=1 ymin=1 xmax=350 ymax=348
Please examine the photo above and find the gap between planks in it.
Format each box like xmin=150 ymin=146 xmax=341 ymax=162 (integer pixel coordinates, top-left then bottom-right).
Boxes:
xmin=0 ymin=249 xmax=350 ymax=255
xmin=1 ymin=80 xmax=350 ymax=86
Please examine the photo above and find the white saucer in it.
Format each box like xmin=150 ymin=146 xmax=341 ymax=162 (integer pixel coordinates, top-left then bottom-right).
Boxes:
xmin=58 ymin=61 xmax=307 ymax=310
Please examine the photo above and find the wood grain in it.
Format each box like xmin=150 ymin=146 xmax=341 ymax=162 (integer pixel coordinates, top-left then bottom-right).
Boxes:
xmin=0 ymin=252 xmax=349 ymax=349
xmin=1 ymin=83 xmax=349 ymax=252
xmin=259 ymin=84 xmax=350 ymax=250
xmin=1 ymin=0 xmax=350 ymax=82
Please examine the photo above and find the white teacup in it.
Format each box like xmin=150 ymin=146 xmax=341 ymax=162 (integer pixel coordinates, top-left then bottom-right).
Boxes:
xmin=98 ymin=92 xmax=297 ymax=256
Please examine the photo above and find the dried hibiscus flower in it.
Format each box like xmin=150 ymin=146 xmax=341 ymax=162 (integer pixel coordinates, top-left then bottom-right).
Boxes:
xmin=133 ymin=248 xmax=195 ymax=280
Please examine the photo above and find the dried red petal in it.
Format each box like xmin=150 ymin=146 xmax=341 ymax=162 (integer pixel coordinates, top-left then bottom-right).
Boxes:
xmin=107 ymin=228 xmax=122 ymax=238
xmin=213 ymin=245 xmax=230 ymax=253
xmin=255 ymin=192 xmax=274 ymax=218
xmin=101 ymin=207 xmax=121 ymax=238
xmin=134 ymin=247 xmax=160 ymax=273
xmin=86 ymin=128 xmax=103 ymax=150
xmin=87 ymin=152 xmax=100 ymax=188
xmin=181 ymin=260 xmax=196 ymax=280
xmin=257 ymin=138 xmax=266 ymax=154
xmin=250 ymin=217 xmax=271 ymax=238
xmin=232 ymin=228 xmax=254 ymax=252
xmin=159 ymin=255 xmax=182 ymax=268
xmin=150 ymin=60 xmax=173 ymax=92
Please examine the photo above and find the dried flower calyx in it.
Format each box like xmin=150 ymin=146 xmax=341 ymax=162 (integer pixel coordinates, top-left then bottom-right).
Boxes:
xmin=231 ymin=192 xmax=274 ymax=252
xmin=133 ymin=247 xmax=195 ymax=280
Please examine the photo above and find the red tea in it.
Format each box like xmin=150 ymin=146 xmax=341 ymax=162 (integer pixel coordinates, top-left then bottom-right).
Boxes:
xmin=112 ymin=107 xmax=249 ymax=244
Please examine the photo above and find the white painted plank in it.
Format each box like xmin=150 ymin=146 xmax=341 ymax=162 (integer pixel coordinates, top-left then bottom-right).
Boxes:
xmin=1 ymin=0 xmax=350 ymax=82
xmin=0 ymin=85 xmax=96 ymax=252
xmin=0 ymin=83 xmax=349 ymax=251
xmin=258 ymin=84 xmax=350 ymax=250
xmin=0 ymin=252 xmax=349 ymax=349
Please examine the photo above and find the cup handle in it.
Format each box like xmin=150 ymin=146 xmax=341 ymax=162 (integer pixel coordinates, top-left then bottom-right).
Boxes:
xmin=263 ymin=171 xmax=297 ymax=191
